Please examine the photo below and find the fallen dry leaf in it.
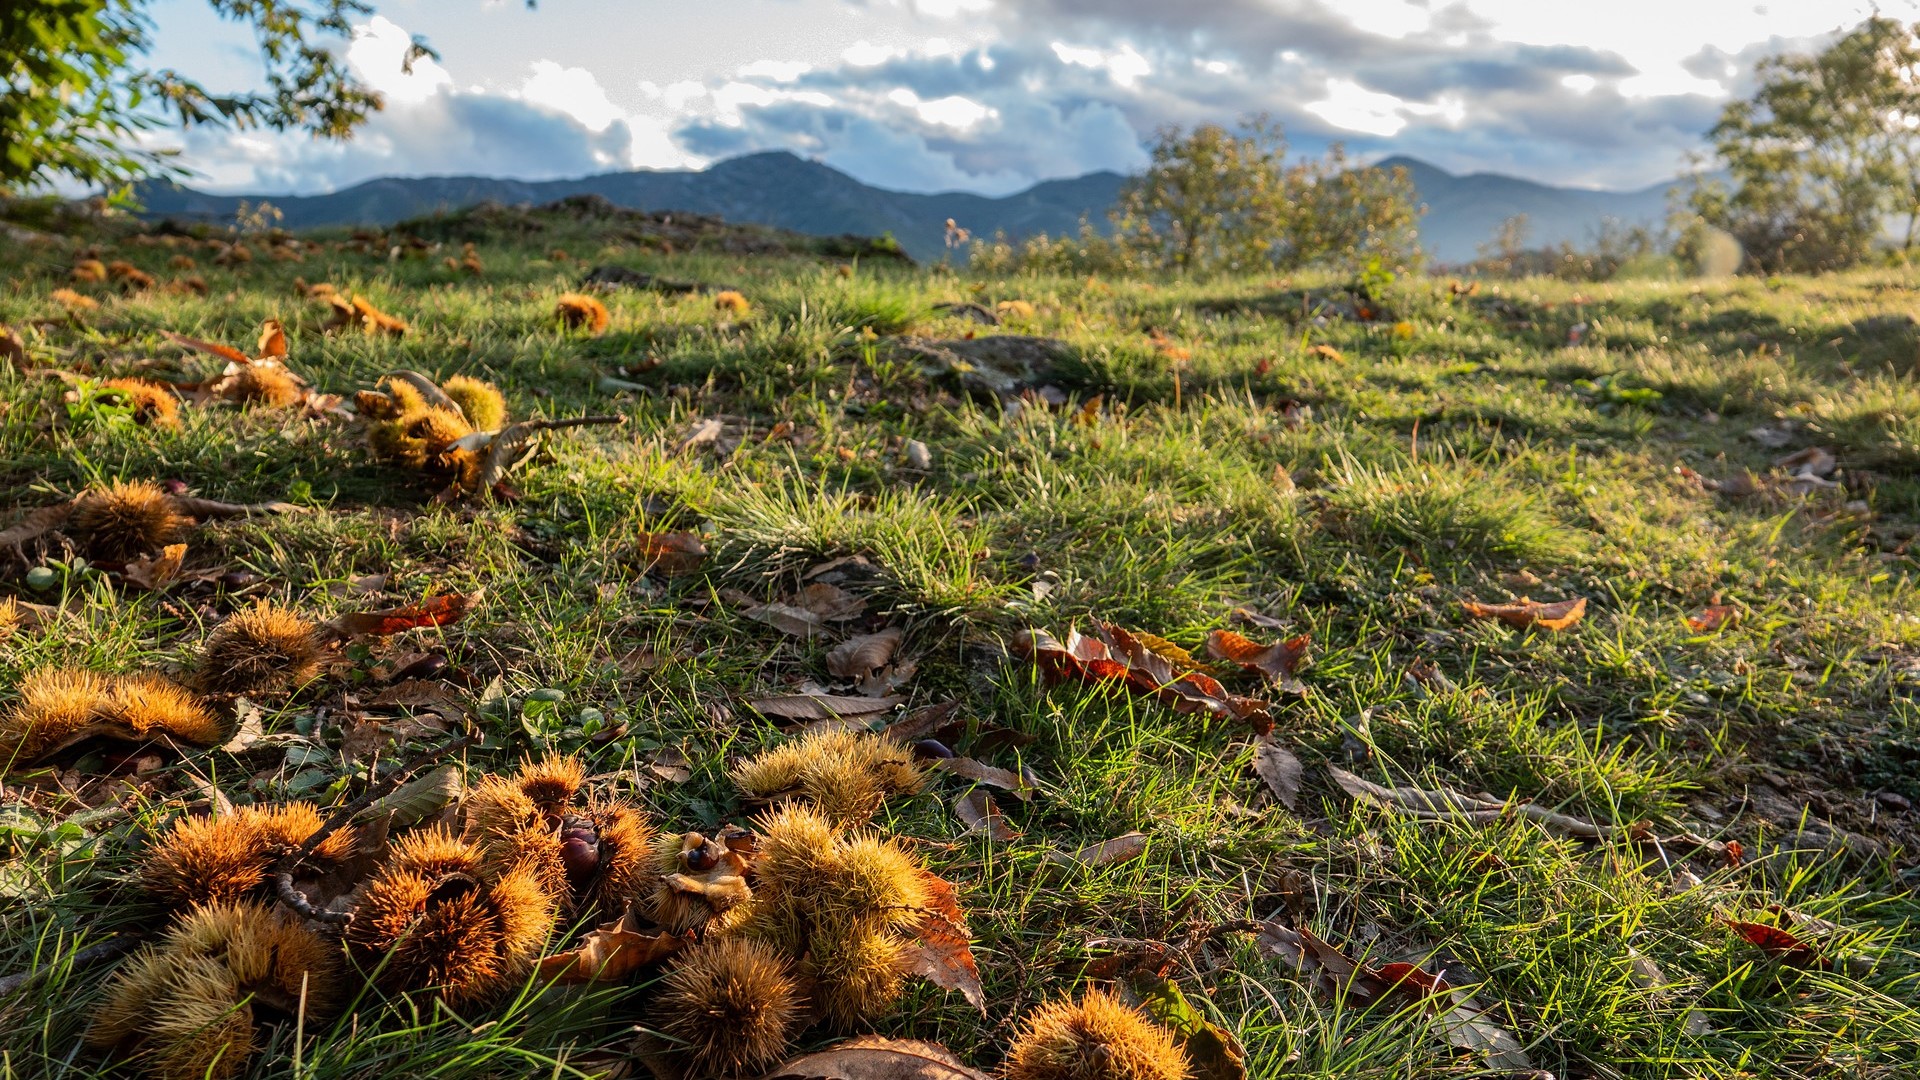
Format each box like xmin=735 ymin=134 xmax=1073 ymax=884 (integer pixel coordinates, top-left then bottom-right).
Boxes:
xmin=1727 ymin=919 xmax=1827 ymax=969
xmin=0 ymin=499 xmax=76 ymax=548
xmin=1048 ymin=832 xmax=1150 ymax=867
xmin=935 ymin=757 xmax=1035 ymax=801
xmin=1460 ymin=595 xmax=1587 ymax=632
xmin=122 ymin=543 xmax=188 ymax=590
xmin=747 ymin=692 xmax=901 ymax=721
xmin=761 ymin=1037 xmax=990 ymax=1080
xmin=793 ymin=581 xmax=866 ymax=621
xmin=1252 ymin=735 xmax=1304 ymax=810
xmin=635 ymin=530 xmax=707 ymax=577
xmin=1206 ymin=628 xmax=1309 ymax=688
xmin=327 ymin=590 xmax=481 ymax=637
xmin=1686 ymin=604 xmax=1737 ymax=633
xmin=537 ymin=912 xmax=688 ymax=983
xmin=904 ymin=871 xmax=985 ymax=1015
xmin=1330 ymin=767 xmax=1629 ymax=841
xmin=953 ymin=790 xmax=1020 ymax=840
xmin=828 ymin=628 xmax=904 ymax=679
xmin=1015 ymin=624 xmax=1274 ymax=734
xmin=0 ymin=325 xmax=25 ymax=367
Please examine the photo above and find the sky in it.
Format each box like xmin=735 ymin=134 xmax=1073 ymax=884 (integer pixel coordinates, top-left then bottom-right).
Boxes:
xmin=142 ymin=0 xmax=1918 ymax=197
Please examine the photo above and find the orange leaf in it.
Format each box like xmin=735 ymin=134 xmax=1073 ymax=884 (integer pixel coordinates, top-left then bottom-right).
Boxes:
xmin=162 ymin=330 xmax=250 ymax=365
xmin=904 ymin=871 xmax=985 ymax=1014
xmin=537 ymin=914 xmax=688 ymax=983
xmin=1205 ymin=628 xmax=1308 ymax=686
xmin=1372 ymin=961 xmax=1455 ymax=1000
xmin=257 ymin=320 xmax=287 ymax=359
xmin=1461 ymin=596 xmax=1587 ymax=631
xmin=328 ymin=590 xmax=481 ymax=637
xmin=1686 ymin=604 xmax=1736 ymax=633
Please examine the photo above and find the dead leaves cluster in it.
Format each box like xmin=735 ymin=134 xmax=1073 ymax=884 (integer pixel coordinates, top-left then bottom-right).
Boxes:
xmin=1014 ymin=622 xmax=1284 ymax=734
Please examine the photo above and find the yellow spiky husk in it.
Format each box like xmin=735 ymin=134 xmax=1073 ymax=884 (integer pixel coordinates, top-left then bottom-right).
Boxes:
xmin=750 ymin=803 xmax=840 ymax=901
xmin=107 ymin=673 xmax=227 ymax=744
xmin=655 ymin=937 xmax=802 ymax=1076
xmin=714 ymin=290 xmax=751 ymax=314
xmin=802 ymin=915 xmax=910 ymax=1029
xmin=731 ymin=730 xmax=924 ymax=826
xmin=515 ymin=753 xmax=585 ymax=810
xmin=0 ymin=668 xmax=112 ymax=765
xmin=72 ymin=480 xmax=191 ymax=561
xmin=91 ymin=902 xmax=342 ymax=1080
xmin=195 ymin=602 xmax=321 ymax=695
xmin=139 ymin=803 xmax=351 ymax=909
xmin=818 ymin=833 xmax=931 ymax=934
xmin=228 ymin=363 xmax=302 ymax=408
xmin=101 ymin=378 xmax=182 ymax=429
xmin=554 ymin=293 xmax=610 ymax=334
xmin=1003 ymin=988 xmax=1192 ymax=1080
xmin=441 ymin=374 xmax=507 ymax=431
xmin=346 ymin=827 xmax=554 ymax=1005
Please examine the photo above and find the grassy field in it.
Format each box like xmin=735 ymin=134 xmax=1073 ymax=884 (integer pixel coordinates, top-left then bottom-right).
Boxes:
xmin=1 ymin=205 xmax=1917 ymax=1080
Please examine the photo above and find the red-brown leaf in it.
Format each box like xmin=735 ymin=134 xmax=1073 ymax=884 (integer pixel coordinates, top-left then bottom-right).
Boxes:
xmin=537 ymin=914 xmax=688 ymax=983
xmin=904 ymin=871 xmax=984 ymax=1014
xmin=1728 ymin=919 xmax=1827 ymax=968
xmin=329 ymin=590 xmax=480 ymax=637
xmin=1461 ymin=595 xmax=1587 ymax=631
xmin=1686 ymin=604 xmax=1736 ymax=633
xmin=163 ymin=329 xmax=250 ymax=365
xmin=635 ymin=530 xmax=707 ymax=577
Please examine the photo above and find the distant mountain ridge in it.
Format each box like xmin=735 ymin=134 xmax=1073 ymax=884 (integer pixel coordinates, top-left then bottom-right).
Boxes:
xmin=135 ymin=150 xmax=1688 ymax=263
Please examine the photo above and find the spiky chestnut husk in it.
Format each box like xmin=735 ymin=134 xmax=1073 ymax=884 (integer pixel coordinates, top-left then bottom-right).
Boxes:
xmin=90 ymin=902 xmax=343 ymax=1080
xmin=72 ymin=479 xmax=191 ymax=560
xmin=646 ymin=831 xmax=754 ymax=935
xmin=750 ymin=804 xmax=840 ymax=901
xmin=579 ymin=798 xmax=658 ymax=923
xmin=195 ymin=602 xmax=322 ymax=695
xmin=106 ymin=673 xmax=230 ymax=746
xmin=0 ymin=668 xmax=111 ymax=765
xmin=654 ymin=937 xmax=802 ymax=1077
xmin=1002 ymin=988 xmax=1192 ymax=1080
xmin=346 ymin=827 xmax=554 ymax=1005
xmin=370 ymin=405 xmax=472 ymax=473
xmin=441 ymin=374 xmax=507 ymax=431
xmin=802 ymin=915 xmax=910 ymax=1029
xmin=101 ymin=378 xmax=182 ymax=429
xmin=731 ymin=730 xmax=924 ymax=826
xmin=139 ymin=803 xmax=354 ymax=909
xmin=554 ymin=293 xmax=610 ymax=334
xmin=515 ymin=753 xmax=585 ymax=811
xmin=71 ymin=259 xmax=107 ymax=283
xmin=714 ymin=291 xmax=751 ymax=314
xmin=227 ymin=363 xmax=302 ymax=408
xmin=818 ymin=833 xmax=931 ymax=935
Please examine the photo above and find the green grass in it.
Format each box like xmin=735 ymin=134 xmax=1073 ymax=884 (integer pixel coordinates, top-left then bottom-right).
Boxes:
xmin=1 ymin=214 xmax=1918 ymax=1079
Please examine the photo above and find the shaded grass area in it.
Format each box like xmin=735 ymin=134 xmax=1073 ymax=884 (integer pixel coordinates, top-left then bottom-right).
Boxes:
xmin=1 ymin=220 xmax=1917 ymax=1079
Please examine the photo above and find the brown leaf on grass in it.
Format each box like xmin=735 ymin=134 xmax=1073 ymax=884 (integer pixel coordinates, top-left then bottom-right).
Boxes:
xmin=122 ymin=543 xmax=188 ymax=590
xmin=1015 ymin=625 xmax=1274 ymax=734
xmin=724 ymin=589 xmax=827 ymax=639
xmin=169 ymin=496 xmax=308 ymax=519
xmin=327 ymin=590 xmax=482 ymax=637
xmin=1686 ymin=604 xmax=1737 ymax=633
xmin=761 ymin=1037 xmax=990 ymax=1080
xmin=828 ymin=628 xmax=904 ymax=678
xmin=793 ymin=581 xmax=866 ymax=621
xmin=0 ymin=499 xmax=76 ymax=547
xmin=538 ymin=912 xmax=689 ymax=983
xmin=747 ymin=692 xmax=901 ymax=721
xmin=0 ymin=325 xmax=25 ymax=367
xmin=904 ymin=871 xmax=985 ymax=1015
xmin=1206 ymin=629 xmax=1309 ymax=687
xmin=1727 ymin=919 xmax=1827 ymax=968
xmin=257 ymin=320 xmax=288 ymax=359
xmin=635 ymin=530 xmax=707 ymax=577
xmin=1047 ymin=831 xmax=1150 ymax=867
xmin=1774 ymin=446 xmax=1837 ymax=478
xmin=1126 ymin=972 xmax=1248 ymax=1080
xmin=953 ymin=790 xmax=1020 ymax=840
xmin=883 ymin=700 xmax=961 ymax=743
xmin=0 ymin=597 xmax=60 ymax=636
xmin=1252 ymin=735 xmax=1304 ymax=810
xmin=323 ymin=294 xmax=408 ymax=336
xmin=1460 ymin=595 xmax=1587 ymax=631
xmin=675 ymin=417 xmax=725 ymax=455
xmin=935 ymin=757 xmax=1035 ymax=801
xmin=1307 ymin=343 xmax=1344 ymax=362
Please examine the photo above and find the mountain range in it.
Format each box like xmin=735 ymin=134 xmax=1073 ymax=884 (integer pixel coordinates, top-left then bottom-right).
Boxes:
xmin=135 ymin=150 xmax=1690 ymax=264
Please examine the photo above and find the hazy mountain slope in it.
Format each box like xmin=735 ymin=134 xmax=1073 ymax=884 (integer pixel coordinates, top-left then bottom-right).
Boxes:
xmin=136 ymin=151 xmax=1683 ymax=263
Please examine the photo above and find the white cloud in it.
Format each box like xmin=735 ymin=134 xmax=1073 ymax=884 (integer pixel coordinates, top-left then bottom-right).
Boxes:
xmin=346 ymin=16 xmax=452 ymax=105
xmin=1050 ymin=42 xmax=1151 ymax=87
xmin=519 ymin=61 xmax=624 ymax=131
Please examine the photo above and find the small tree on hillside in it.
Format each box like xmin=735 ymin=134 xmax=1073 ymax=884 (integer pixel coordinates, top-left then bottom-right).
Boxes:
xmin=1112 ymin=116 xmax=1423 ymax=274
xmin=1 ymin=0 xmax=444 ymax=195
xmin=1688 ymin=16 xmax=1920 ymax=272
